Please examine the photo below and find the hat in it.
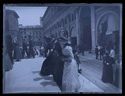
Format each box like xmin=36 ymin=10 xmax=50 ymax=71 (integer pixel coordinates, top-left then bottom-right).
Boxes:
xmin=67 ymin=41 xmax=71 ymax=44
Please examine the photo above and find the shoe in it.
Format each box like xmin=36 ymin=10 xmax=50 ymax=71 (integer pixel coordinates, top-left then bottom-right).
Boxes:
xmin=78 ymin=69 xmax=82 ymax=74
xmin=16 ymin=59 xmax=20 ymax=61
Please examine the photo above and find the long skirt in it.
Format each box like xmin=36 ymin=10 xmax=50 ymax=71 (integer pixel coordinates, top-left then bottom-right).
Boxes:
xmin=53 ymin=56 xmax=64 ymax=90
xmin=62 ymin=59 xmax=80 ymax=92
xmin=40 ymin=53 xmax=54 ymax=76
xmin=102 ymin=64 xmax=113 ymax=83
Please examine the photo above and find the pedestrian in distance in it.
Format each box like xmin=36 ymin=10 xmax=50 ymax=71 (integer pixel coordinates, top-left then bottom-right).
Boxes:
xmin=109 ymin=47 xmax=115 ymax=64
xmin=22 ymin=38 xmax=28 ymax=59
xmin=40 ymin=45 xmax=45 ymax=57
xmin=29 ymin=37 xmax=35 ymax=58
xmin=95 ymin=45 xmax=99 ymax=59
xmin=99 ymin=46 xmax=104 ymax=60
xmin=13 ymin=37 xmax=21 ymax=61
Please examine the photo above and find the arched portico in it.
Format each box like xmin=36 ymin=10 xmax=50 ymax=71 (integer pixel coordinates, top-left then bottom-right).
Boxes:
xmin=96 ymin=9 xmax=121 ymax=88
xmin=96 ymin=11 xmax=119 ymax=48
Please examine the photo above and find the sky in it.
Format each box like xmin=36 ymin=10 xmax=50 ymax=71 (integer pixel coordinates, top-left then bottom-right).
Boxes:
xmin=5 ymin=6 xmax=47 ymax=26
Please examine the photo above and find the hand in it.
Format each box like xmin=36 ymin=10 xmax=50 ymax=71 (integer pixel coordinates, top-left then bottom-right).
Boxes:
xmin=107 ymin=63 xmax=109 ymax=65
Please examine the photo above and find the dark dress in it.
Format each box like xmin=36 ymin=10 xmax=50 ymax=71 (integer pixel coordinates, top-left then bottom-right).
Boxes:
xmin=52 ymin=51 xmax=64 ymax=90
xmin=40 ymin=41 xmax=64 ymax=90
xmin=102 ymin=55 xmax=113 ymax=83
xmin=40 ymin=51 xmax=54 ymax=76
xmin=52 ymin=41 xmax=64 ymax=90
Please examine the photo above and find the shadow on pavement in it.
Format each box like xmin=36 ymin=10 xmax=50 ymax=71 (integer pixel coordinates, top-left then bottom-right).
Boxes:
xmin=33 ymin=76 xmax=53 ymax=81
xmin=33 ymin=77 xmax=43 ymax=81
xmin=40 ymin=81 xmax=57 ymax=87
xmin=32 ymin=71 xmax=40 ymax=74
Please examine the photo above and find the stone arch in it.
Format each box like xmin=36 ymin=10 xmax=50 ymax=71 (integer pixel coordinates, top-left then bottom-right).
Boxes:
xmin=96 ymin=10 xmax=119 ymax=45
xmin=96 ymin=10 xmax=120 ymax=57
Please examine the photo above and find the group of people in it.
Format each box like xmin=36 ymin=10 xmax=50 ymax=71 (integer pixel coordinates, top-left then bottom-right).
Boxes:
xmin=95 ymin=46 xmax=105 ymax=60
xmin=40 ymin=38 xmax=82 ymax=92
xmin=22 ymin=37 xmax=36 ymax=59
xmin=95 ymin=45 xmax=115 ymax=84
xmin=4 ymin=34 xmax=41 ymax=71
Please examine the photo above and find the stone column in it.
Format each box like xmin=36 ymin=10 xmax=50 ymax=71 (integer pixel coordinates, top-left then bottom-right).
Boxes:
xmin=119 ymin=4 xmax=122 ymax=90
xmin=91 ymin=6 xmax=96 ymax=52
xmin=75 ymin=7 xmax=80 ymax=46
xmin=3 ymin=5 xmax=5 ymax=93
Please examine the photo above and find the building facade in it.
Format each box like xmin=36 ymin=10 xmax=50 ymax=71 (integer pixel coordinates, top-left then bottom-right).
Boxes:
xmin=42 ymin=4 xmax=122 ymax=89
xmin=5 ymin=9 xmax=20 ymax=44
xmin=19 ymin=25 xmax=43 ymax=46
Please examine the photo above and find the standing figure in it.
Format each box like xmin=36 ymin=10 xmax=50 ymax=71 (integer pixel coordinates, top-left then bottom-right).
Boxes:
xmin=102 ymin=47 xmax=105 ymax=59
xmin=40 ymin=45 xmax=45 ymax=57
xmin=100 ymin=46 xmax=104 ymax=60
xmin=13 ymin=37 xmax=21 ymax=61
xmin=95 ymin=46 xmax=99 ymax=59
xmin=44 ymin=41 xmax=51 ymax=57
xmin=101 ymin=51 xmax=113 ymax=84
xmin=6 ymin=34 xmax=14 ymax=64
xmin=78 ymin=45 xmax=84 ymax=56
xmin=4 ymin=34 xmax=13 ymax=71
xmin=74 ymin=51 xmax=82 ymax=74
xmin=22 ymin=38 xmax=28 ymax=58
xmin=44 ymin=42 xmax=48 ymax=57
xmin=98 ymin=46 xmax=101 ymax=60
xmin=29 ymin=37 xmax=35 ymax=58
xmin=109 ymin=47 xmax=115 ymax=64
xmin=62 ymin=43 xmax=81 ymax=92
xmin=72 ymin=45 xmax=81 ymax=74
xmin=52 ymin=39 xmax=64 ymax=90
xmin=26 ymin=44 xmax=30 ymax=58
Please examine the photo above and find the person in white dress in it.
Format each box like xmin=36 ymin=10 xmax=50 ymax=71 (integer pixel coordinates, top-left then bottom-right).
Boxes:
xmin=62 ymin=42 xmax=81 ymax=92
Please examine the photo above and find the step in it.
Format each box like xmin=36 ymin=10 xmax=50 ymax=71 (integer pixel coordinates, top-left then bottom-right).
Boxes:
xmin=81 ymin=71 xmax=121 ymax=93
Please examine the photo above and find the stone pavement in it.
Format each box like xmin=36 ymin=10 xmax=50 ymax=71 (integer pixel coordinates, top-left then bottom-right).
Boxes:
xmin=4 ymin=57 xmax=61 ymax=93
xmin=78 ymin=52 xmax=122 ymax=93
xmin=4 ymin=56 xmax=104 ymax=93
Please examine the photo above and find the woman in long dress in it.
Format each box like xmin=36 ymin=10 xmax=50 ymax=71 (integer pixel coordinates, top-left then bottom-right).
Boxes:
xmin=101 ymin=51 xmax=113 ymax=84
xmin=62 ymin=43 xmax=81 ymax=92
xmin=40 ymin=49 xmax=54 ymax=76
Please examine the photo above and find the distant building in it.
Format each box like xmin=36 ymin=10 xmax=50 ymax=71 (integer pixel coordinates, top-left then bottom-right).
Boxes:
xmin=5 ymin=9 xmax=20 ymax=45
xmin=19 ymin=25 xmax=43 ymax=46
